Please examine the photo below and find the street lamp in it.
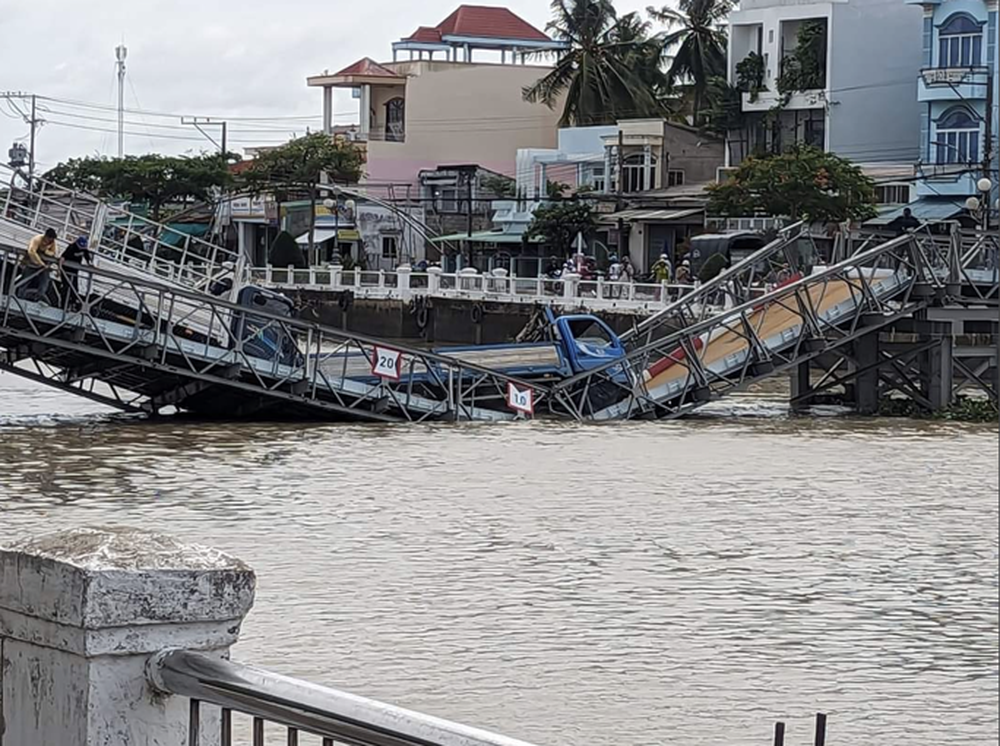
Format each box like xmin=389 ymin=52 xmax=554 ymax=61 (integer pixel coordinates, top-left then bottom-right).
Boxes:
xmin=965 ymin=178 xmax=993 ymax=231
xmin=321 ymin=193 xmax=357 ymax=265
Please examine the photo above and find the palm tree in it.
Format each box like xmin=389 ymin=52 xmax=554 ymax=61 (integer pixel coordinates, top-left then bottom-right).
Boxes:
xmin=523 ymin=0 xmax=667 ymax=127
xmin=649 ymin=0 xmax=734 ymax=127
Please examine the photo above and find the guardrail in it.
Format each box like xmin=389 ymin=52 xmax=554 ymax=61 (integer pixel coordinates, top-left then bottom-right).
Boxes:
xmin=149 ymin=648 xmax=543 ymax=746
xmin=249 ymin=265 xmax=703 ymax=313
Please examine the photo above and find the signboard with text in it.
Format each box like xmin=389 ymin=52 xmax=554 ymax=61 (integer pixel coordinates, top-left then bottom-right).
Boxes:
xmin=506 ymin=382 xmax=535 ymax=416
xmin=371 ymin=346 xmax=403 ymax=381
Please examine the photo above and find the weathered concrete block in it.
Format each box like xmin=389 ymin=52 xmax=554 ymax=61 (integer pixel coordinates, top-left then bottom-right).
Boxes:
xmin=0 ymin=526 xmax=256 ymax=746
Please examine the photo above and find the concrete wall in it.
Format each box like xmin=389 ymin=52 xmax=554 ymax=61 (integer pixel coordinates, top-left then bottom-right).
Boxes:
xmin=287 ymin=289 xmax=642 ymax=345
xmin=662 ymin=125 xmax=726 ymax=185
xmin=827 ymin=0 xmax=923 ymax=162
xmin=366 ymin=61 xmax=562 ymax=186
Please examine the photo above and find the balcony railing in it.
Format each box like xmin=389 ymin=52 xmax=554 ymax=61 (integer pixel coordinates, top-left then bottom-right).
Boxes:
xmin=920 ymin=66 xmax=990 ymax=87
xmin=351 ymin=127 xmax=406 ymax=143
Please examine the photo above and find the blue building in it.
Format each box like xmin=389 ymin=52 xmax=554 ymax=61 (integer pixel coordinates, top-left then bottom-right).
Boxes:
xmin=906 ymin=0 xmax=998 ymax=222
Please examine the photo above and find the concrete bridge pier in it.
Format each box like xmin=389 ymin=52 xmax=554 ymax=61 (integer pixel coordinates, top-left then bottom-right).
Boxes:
xmin=0 ymin=527 xmax=256 ymax=746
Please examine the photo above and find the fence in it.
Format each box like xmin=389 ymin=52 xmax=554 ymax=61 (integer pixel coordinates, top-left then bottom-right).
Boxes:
xmin=249 ymin=265 xmax=702 ymax=313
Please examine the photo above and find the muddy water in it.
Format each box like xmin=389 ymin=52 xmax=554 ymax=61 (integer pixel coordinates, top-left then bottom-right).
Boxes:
xmin=0 ymin=373 xmax=996 ymax=746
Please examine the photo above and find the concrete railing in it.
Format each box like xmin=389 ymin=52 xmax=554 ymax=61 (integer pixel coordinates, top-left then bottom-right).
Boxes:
xmin=0 ymin=527 xmax=546 ymax=746
xmin=249 ymin=265 xmax=702 ymax=313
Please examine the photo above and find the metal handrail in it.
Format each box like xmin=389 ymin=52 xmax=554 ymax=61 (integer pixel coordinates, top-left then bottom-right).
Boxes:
xmin=149 ymin=649 xmax=543 ymax=746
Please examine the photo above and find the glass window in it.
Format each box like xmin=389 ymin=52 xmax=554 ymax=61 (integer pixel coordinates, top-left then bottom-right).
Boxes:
xmin=589 ymin=164 xmax=605 ymax=192
xmin=937 ymin=13 xmax=983 ymax=67
xmin=935 ymin=107 xmax=980 ymax=164
xmin=381 ymin=235 xmax=398 ymax=260
xmin=567 ymin=319 xmax=613 ymax=347
xmin=384 ymin=98 xmax=405 ymax=142
xmin=622 ymin=153 xmax=657 ymax=193
xmin=667 ymin=170 xmax=685 ymax=187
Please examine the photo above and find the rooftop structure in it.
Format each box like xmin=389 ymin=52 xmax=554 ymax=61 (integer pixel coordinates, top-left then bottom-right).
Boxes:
xmin=391 ymin=5 xmax=567 ymax=63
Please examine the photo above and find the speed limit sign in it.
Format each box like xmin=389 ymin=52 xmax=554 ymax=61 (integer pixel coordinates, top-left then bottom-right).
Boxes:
xmin=371 ymin=345 xmax=402 ymax=381
xmin=506 ymin=382 xmax=534 ymax=415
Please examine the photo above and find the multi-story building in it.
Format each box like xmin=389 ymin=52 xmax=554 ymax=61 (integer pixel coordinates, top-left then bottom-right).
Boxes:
xmin=725 ymin=0 xmax=924 ymax=178
xmin=906 ymin=0 xmax=998 ymax=219
xmin=306 ymin=5 xmax=567 ymax=194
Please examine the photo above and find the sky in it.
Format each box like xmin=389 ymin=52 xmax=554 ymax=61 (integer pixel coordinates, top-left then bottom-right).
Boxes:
xmin=0 ymin=0 xmax=666 ymax=171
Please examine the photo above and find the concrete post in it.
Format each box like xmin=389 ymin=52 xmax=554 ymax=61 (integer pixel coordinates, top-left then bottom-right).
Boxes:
xmin=853 ymin=331 xmax=880 ymax=415
xmin=790 ymin=360 xmax=812 ymax=413
xmin=563 ymin=272 xmax=580 ymax=301
xmin=396 ymin=264 xmax=412 ymax=301
xmin=924 ymin=335 xmax=954 ymax=412
xmin=322 ymin=86 xmax=333 ymax=135
xmin=427 ymin=266 xmax=442 ymax=294
xmin=0 ymin=527 xmax=255 ymax=746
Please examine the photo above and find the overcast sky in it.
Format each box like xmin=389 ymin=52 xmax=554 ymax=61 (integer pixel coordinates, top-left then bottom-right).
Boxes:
xmin=0 ymin=0 xmax=665 ymax=170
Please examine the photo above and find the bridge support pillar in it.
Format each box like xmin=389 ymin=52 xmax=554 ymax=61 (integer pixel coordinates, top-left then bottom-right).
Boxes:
xmin=853 ymin=331 xmax=880 ymax=415
xmin=922 ymin=335 xmax=954 ymax=412
xmin=0 ymin=527 xmax=255 ymax=746
xmin=789 ymin=360 xmax=812 ymax=413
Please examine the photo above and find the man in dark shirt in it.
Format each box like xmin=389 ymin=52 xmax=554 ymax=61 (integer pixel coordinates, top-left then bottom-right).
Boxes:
xmin=891 ymin=207 xmax=921 ymax=236
xmin=61 ymin=236 xmax=93 ymax=308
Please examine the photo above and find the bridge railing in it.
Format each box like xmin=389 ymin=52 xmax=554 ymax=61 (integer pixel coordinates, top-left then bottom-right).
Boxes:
xmin=149 ymin=648 xmax=543 ymax=746
xmin=0 ymin=163 xmax=243 ymax=296
xmin=248 ymin=264 xmax=699 ymax=312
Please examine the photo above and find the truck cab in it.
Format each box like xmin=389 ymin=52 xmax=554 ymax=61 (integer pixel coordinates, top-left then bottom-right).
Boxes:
xmin=551 ymin=313 xmax=626 ymax=375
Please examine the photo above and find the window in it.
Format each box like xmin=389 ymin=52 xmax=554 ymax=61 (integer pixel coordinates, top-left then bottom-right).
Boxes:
xmin=803 ymin=116 xmax=825 ymax=148
xmin=589 ymin=164 xmax=605 ymax=192
xmin=434 ymin=186 xmax=460 ymax=213
xmin=667 ymin=170 xmax=685 ymax=187
xmin=384 ymin=97 xmax=405 ymax=142
xmin=622 ymin=153 xmax=657 ymax=193
xmin=938 ymin=14 xmax=983 ymax=68
xmin=875 ymin=184 xmax=910 ymax=205
xmin=381 ymin=235 xmax=399 ymax=261
xmin=935 ymin=107 xmax=980 ymax=164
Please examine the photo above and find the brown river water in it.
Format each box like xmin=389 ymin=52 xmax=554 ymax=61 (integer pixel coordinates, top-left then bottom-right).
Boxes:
xmin=0 ymin=372 xmax=997 ymax=746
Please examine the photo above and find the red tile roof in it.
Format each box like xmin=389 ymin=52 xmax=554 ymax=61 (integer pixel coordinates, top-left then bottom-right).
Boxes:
xmin=405 ymin=26 xmax=444 ymax=43
xmin=332 ymin=57 xmax=402 ymax=78
xmin=405 ymin=5 xmax=552 ymax=43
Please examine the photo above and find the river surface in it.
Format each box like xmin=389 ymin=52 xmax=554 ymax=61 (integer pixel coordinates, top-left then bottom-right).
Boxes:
xmin=0 ymin=372 xmax=997 ymax=746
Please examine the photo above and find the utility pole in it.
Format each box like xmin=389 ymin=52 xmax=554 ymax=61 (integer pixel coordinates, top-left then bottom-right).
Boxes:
xmin=0 ymin=91 xmax=42 ymax=186
xmin=115 ymin=44 xmax=127 ymax=158
xmin=28 ymin=95 xmax=36 ymax=185
xmin=180 ymin=117 xmax=228 ymax=156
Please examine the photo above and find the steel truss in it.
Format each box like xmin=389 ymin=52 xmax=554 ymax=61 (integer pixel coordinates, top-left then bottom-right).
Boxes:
xmin=0 ymin=246 xmax=550 ymax=423
xmin=544 ymin=228 xmax=989 ymax=420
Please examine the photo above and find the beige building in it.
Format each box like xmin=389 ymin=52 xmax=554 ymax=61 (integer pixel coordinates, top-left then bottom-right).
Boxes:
xmin=306 ymin=5 xmax=567 ymax=194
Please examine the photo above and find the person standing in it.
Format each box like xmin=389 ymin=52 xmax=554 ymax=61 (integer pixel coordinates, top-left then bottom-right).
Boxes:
xmin=60 ymin=236 xmax=94 ymax=308
xmin=17 ymin=228 xmax=58 ymax=301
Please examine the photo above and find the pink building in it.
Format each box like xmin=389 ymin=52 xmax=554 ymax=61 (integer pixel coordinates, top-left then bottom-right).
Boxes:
xmin=306 ymin=5 xmax=568 ymax=193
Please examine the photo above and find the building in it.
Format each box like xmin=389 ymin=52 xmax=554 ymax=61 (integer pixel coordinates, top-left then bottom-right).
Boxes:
xmin=515 ymin=119 xmax=724 ymax=272
xmin=725 ymin=0 xmax=924 ymax=174
xmin=306 ymin=5 xmax=567 ymax=194
xmin=901 ymin=0 xmax=998 ymax=223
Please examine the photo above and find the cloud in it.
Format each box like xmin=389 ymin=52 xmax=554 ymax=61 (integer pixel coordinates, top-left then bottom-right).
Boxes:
xmin=0 ymin=0 xmax=658 ymax=168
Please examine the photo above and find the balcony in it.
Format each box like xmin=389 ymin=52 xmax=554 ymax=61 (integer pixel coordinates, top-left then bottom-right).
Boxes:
xmin=915 ymin=162 xmax=980 ymax=198
xmin=741 ymin=88 xmax=826 ymax=112
xmin=918 ymin=67 xmax=990 ymax=103
xmin=349 ymin=127 xmax=406 ymax=143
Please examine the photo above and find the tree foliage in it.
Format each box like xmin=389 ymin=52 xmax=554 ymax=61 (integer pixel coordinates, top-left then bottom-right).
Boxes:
xmin=649 ymin=0 xmax=734 ymax=126
xmin=523 ymin=202 xmax=596 ymax=256
xmin=523 ymin=0 xmax=668 ymax=127
xmin=45 ymin=154 xmax=232 ymax=221
xmin=240 ymin=133 xmax=365 ymax=194
xmin=706 ymin=146 xmax=878 ymax=223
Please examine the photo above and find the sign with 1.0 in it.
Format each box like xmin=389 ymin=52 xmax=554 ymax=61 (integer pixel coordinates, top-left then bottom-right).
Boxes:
xmin=506 ymin=382 xmax=534 ymax=415
xmin=371 ymin=346 xmax=403 ymax=381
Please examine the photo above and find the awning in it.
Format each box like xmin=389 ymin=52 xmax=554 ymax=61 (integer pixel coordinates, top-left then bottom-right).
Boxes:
xmin=161 ymin=222 xmax=210 ymax=247
xmin=295 ymin=228 xmax=360 ymax=244
xmin=867 ymin=200 xmax=966 ymax=226
xmin=430 ymin=230 xmax=542 ymax=244
xmin=599 ymin=208 xmax=704 ymax=224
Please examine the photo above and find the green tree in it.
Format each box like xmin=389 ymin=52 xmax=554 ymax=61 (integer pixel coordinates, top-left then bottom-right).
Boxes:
xmin=649 ymin=0 xmax=734 ymax=127
xmin=706 ymin=146 xmax=877 ymax=223
xmin=241 ymin=133 xmax=365 ymax=255
xmin=523 ymin=0 xmax=667 ymax=127
xmin=523 ymin=202 xmax=596 ymax=257
xmin=45 ymin=154 xmax=232 ymax=221
xmin=481 ymin=174 xmax=516 ymax=198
